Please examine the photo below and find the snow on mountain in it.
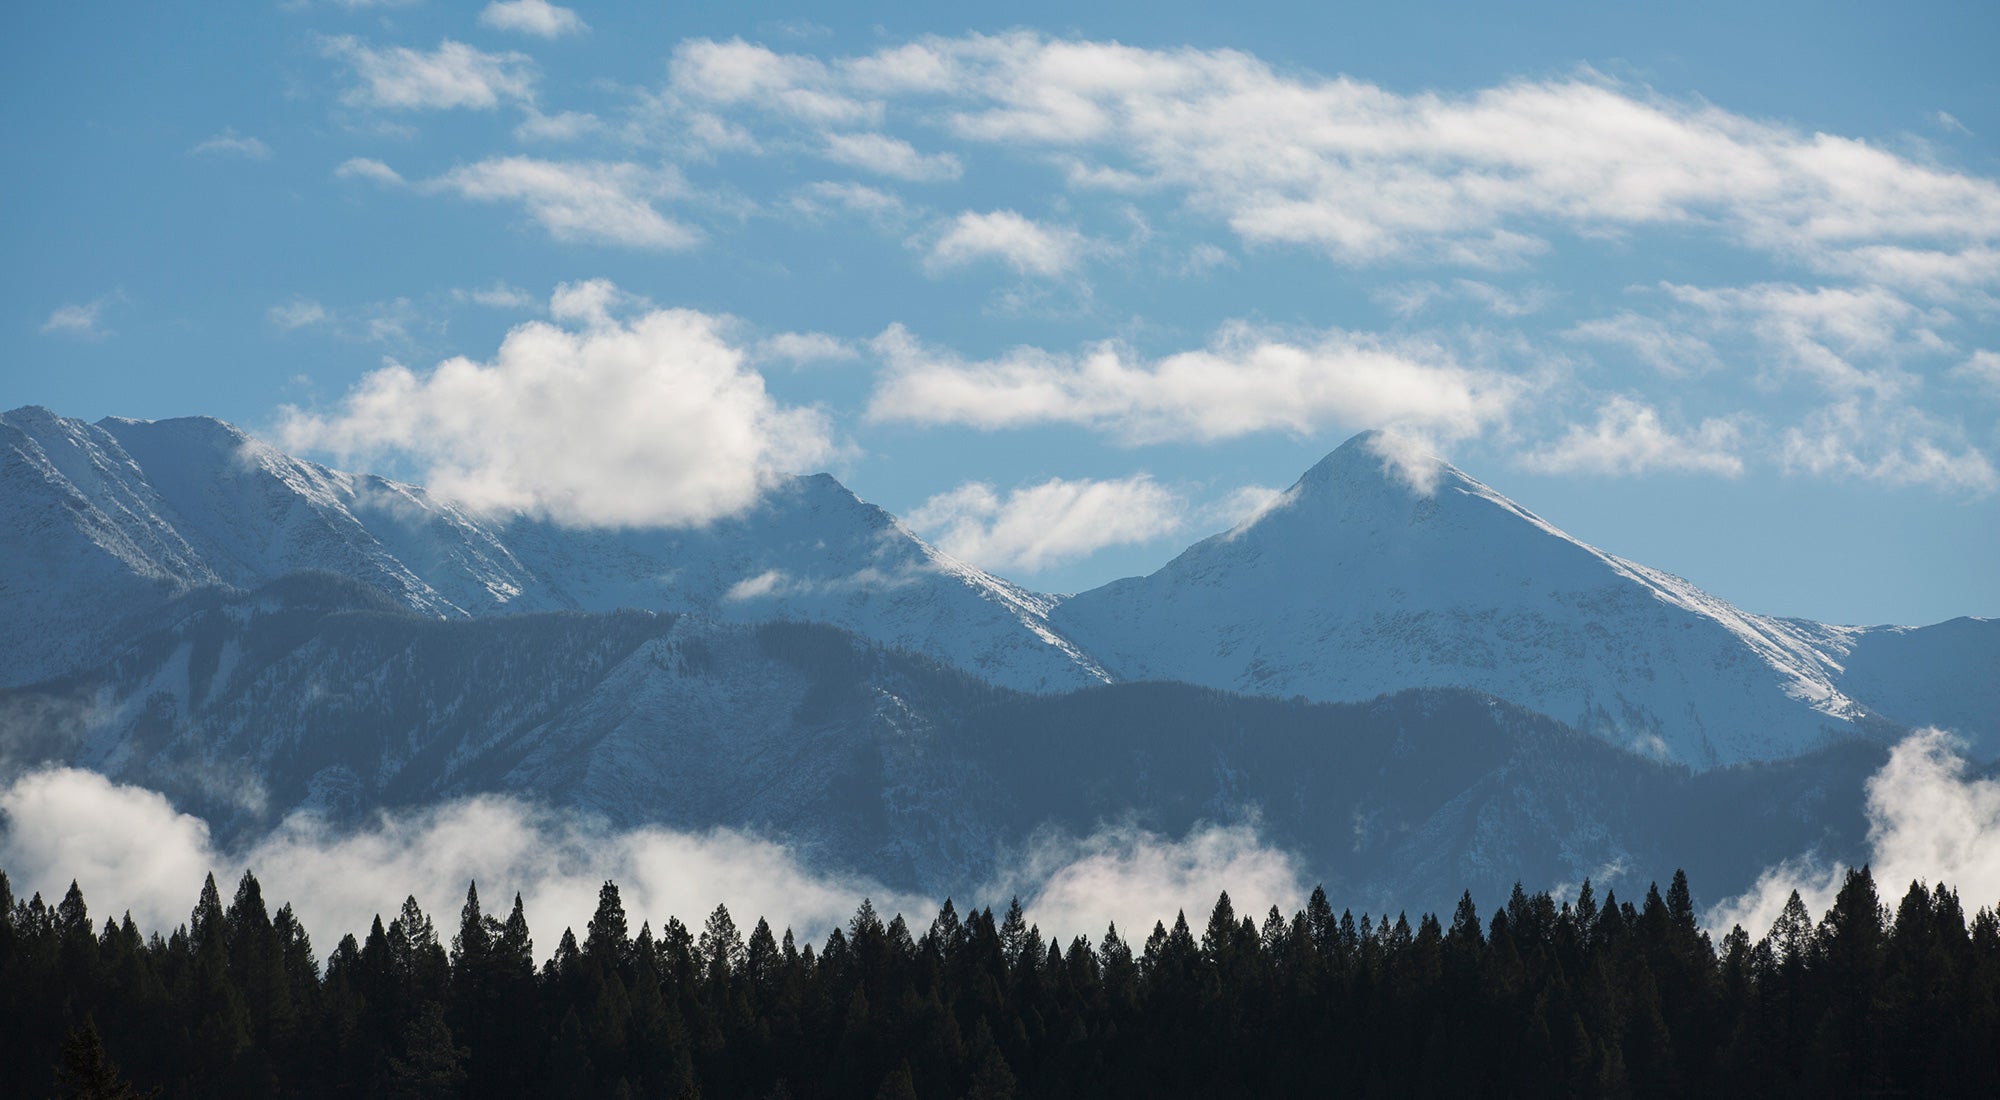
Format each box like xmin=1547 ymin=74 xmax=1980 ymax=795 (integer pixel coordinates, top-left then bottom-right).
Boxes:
xmin=0 ymin=407 xmax=1107 ymax=693
xmin=1050 ymin=431 xmax=1887 ymax=769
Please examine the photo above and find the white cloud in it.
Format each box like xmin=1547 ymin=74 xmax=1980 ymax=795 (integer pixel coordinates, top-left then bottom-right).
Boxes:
xmin=452 ymin=281 xmax=537 ymax=309
xmin=514 ymin=107 xmax=601 ymax=142
xmin=279 ymin=281 xmax=836 ymax=528
xmin=868 ymin=321 xmax=1520 ymax=444
xmin=1519 ymin=397 xmax=1746 ymax=477
xmin=191 ymin=129 xmax=271 ymax=159
xmin=323 ymin=36 xmax=537 ymax=111
xmin=669 ymin=38 xmax=876 ymax=127
xmin=1779 ymin=400 xmax=1998 ymax=493
xmin=426 ymin=158 xmax=699 ymax=250
xmin=39 ymin=297 xmax=117 ymax=339
xmin=268 ymin=298 xmax=331 ymax=331
xmin=662 ymin=34 xmax=2000 ymax=285
xmin=1952 ymin=349 xmax=2000 ymax=393
xmin=478 ymin=0 xmax=587 ymax=38
xmin=984 ymin=820 xmax=1308 ymax=945
xmin=793 ymin=180 xmax=906 ymax=221
xmin=0 ymin=768 xmax=1312 ymax=954
xmin=1566 ymin=310 xmax=1723 ymax=375
xmin=905 ymin=475 xmax=1186 ymax=572
xmin=1665 ymin=282 xmax=1934 ymax=397
xmin=926 ymin=210 xmax=1089 ymax=277
xmin=1708 ymin=729 xmax=2000 ymax=936
xmin=822 ymin=131 xmax=963 ymax=182
xmin=756 ymin=331 xmax=858 ymax=366
xmin=334 ymin=156 xmax=405 ymax=186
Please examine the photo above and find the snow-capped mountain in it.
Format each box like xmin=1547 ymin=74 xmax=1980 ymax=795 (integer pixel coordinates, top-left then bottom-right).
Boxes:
xmin=1051 ymin=432 xmax=1907 ymax=769
xmin=0 ymin=406 xmax=1107 ymax=693
xmin=7 ymin=574 xmax=1883 ymax=911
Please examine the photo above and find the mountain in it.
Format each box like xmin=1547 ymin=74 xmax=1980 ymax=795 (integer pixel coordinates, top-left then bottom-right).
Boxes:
xmin=0 ymin=406 xmax=1106 ymax=693
xmin=4 ymin=575 xmax=1883 ymax=913
xmin=1051 ymin=432 xmax=1912 ymax=769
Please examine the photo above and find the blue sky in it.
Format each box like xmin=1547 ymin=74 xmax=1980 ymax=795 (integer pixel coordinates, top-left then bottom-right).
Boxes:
xmin=7 ymin=0 xmax=1997 ymax=625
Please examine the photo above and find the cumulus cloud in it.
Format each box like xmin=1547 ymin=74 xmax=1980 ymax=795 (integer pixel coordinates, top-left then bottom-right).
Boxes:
xmin=190 ymin=129 xmax=271 ymax=159
xmin=514 ymin=108 xmax=602 ymax=142
xmin=425 ymin=158 xmax=699 ymax=250
xmin=1708 ymin=729 xmax=2000 ymax=936
xmin=867 ymin=321 xmax=1520 ymax=445
xmin=668 ymin=38 xmax=877 ymax=127
xmin=905 ymin=475 xmax=1186 ymax=572
xmin=479 ymin=0 xmax=587 ymax=38
xmin=279 ymin=280 xmax=836 ymax=527
xmin=983 ymin=820 xmax=1309 ymax=944
xmin=0 ymin=770 xmax=1312 ymax=954
xmin=926 ymin=210 xmax=1089 ymax=277
xmin=323 ymin=37 xmax=537 ymax=112
xmin=822 ymin=131 xmax=963 ymax=182
xmin=1519 ymin=397 xmax=1747 ymax=477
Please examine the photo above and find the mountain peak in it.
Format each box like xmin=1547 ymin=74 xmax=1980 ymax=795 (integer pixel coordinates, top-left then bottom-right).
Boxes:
xmin=1294 ymin=429 xmax=1462 ymax=502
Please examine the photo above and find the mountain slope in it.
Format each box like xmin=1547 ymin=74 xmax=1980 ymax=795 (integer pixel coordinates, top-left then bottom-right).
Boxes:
xmin=3 ymin=576 xmax=1882 ymax=912
xmin=1051 ymin=432 xmax=1884 ymax=769
xmin=0 ymin=407 xmax=1106 ymax=693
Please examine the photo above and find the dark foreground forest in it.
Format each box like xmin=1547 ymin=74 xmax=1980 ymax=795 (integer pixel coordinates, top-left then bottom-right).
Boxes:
xmin=3 ymin=866 xmax=1996 ymax=1099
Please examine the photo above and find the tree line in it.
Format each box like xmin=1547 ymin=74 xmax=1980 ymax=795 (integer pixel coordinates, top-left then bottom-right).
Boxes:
xmin=3 ymin=865 xmax=1996 ymax=1098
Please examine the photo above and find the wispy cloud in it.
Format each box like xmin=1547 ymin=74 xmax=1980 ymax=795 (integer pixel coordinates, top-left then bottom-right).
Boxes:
xmin=868 ymin=321 xmax=1520 ymax=445
xmin=323 ymin=37 xmax=537 ymax=112
xmin=334 ymin=156 xmax=405 ymax=186
xmin=479 ymin=0 xmax=588 ymax=39
xmin=1519 ymin=397 xmax=1747 ymax=477
xmin=190 ymin=128 xmax=271 ymax=159
xmin=39 ymin=295 xmax=120 ymax=340
xmin=925 ymin=210 xmax=1089 ymax=277
xmin=906 ymin=475 xmax=1186 ymax=572
xmin=425 ymin=158 xmax=700 ymax=250
xmin=822 ymin=131 xmax=962 ymax=182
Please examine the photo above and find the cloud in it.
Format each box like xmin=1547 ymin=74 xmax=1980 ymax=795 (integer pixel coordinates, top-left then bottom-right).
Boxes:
xmin=479 ymin=0 xmax=587 ymax=38
xmin=867 ymin=321 xmax=1521 ymax=444
xmin=425 ymin=158 xmax=699 ymax=250
xmin=451 ymin=282 xmax=537 ymax=309
xmin=905 ymin=475 xmax=1186 ymax=572
xmin=925 ymin=210 xmax=1088 ymax=277
xmin=756 ymin=331 xmax=858 ymax=366
xmin=514 ymin=108 xmax=601 ymax=142
xmin=0 ymin=769 xmax=1312 ymax=955
xmin=191 ymin=129 xmax=271 ymax=159
xmin=1566 ymin=311 xmax=1723 ymax=376
xmin=268 ymin=298 xmax=331 ymax=331
xmin=334 ymin=156 xmax=405 ymax=186
xmin=1707 ymin=729 xmax=2000 ymax=937
xmin=668 ymin=38 xmax=877 ymax=127
xmin=1519 ymin=397 xmax=1747 ymax=477
xmin=983 ymin=819 xmax=1309 ymax=945
xmin=39 ymin=296 xmax=118 ymax=340
xmin=793 ymin=180 xmax=906 ymax=222
xmin=323 ymin=37 xmax=537 ymax=111
xmin=660 ymin=33 xmax=2000 ymax=282
xmin=822 ymin=131 xmax=962 ymax=182
xmin=1779 ymin=400 xmax=1998 ymax=493
xmin=279 ymin=280 xmax=837 ymax=528
xmin=1952 ymin=349 xmax=2000 ymax=393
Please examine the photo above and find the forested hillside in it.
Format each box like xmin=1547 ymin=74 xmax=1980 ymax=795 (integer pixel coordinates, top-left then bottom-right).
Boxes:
xmin=5 ymin=866 xmax=1996 ymax=1098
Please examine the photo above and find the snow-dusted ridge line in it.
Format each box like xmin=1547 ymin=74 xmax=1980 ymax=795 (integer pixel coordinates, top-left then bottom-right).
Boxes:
xmin=4 ymin=406 xmax=1992 ymax=766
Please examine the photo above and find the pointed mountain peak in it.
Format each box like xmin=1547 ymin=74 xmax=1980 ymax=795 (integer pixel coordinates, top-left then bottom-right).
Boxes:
xmin=1294 ymin=429 xmax=1465 ymax=500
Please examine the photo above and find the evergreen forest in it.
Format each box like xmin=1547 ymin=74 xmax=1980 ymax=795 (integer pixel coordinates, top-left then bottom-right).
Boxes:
xmin=3 ymin=865 xmax=1997 ymax=1098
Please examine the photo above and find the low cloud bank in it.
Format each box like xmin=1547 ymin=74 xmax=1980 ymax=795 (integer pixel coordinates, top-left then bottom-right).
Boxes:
xmin=0 ymin=770 xmax=1309 ymax=956
xmin=1708 ymin=728 xmax=2000 ymax=935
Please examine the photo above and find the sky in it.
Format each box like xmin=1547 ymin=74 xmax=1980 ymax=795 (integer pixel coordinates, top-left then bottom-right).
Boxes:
xmin=6 ymin=0 xmax=1998 ymax=626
